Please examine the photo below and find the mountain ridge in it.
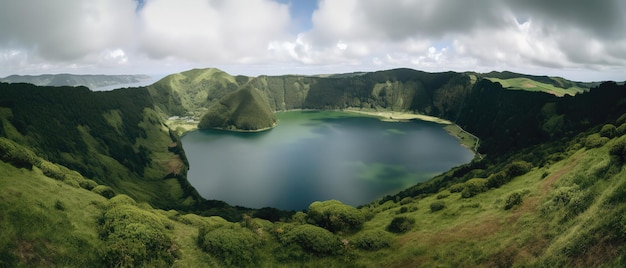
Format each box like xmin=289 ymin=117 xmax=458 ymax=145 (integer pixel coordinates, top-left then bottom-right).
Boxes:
xmin=0 ymin=73 xmax=151 ymax=90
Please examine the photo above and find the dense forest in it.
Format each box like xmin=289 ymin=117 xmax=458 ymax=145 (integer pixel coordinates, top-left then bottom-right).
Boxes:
xmin=1 ymin=68 xmax=626 ymax=267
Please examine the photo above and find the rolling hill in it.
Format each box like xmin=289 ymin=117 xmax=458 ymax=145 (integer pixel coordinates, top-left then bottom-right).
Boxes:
xmin=0 ymin=68 xmax=625 ymax=267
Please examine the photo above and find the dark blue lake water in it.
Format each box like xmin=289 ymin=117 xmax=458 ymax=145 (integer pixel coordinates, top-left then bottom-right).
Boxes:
xmin=182 ymin=111 xmax=473 ymax=210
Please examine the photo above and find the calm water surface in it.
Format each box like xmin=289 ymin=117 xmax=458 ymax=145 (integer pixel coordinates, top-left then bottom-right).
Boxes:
xmin=182 ymin=111 xmax=473 ymax=210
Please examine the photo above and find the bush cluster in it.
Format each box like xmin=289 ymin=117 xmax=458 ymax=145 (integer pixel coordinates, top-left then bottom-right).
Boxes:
xmin=599 ymin=124 xmax=617 ymax=138
xmin=278 ymin=224 xmax=343 ymax=256
xmin=436 ymin=190 xmax=451 ymax=199
xmin=307 ymin=200 xmax=365 ymax=233
xmin=585 ymin=133 xmax=609 ymax=148
xmin=386 ymin=216 xmax=415 ymax=233
xmin=461 ymin=178 xmax=488 ymax=198
xmin=92 ymin=185 xmax=116 ymax=199
xmin=352 ymin=230 xmax=393 ymax=250
xmin=430 ymin=201 xmax=446 ymax=212
xmin=487 ymin=161 xmax=533 ymax=188
xmin=504 ymin=192 xmax=523 ymax=210
xmin=609 ymin=137 xmax=626 ymax=163
xmin=198 ymin=225 xmax=260 ymax=266
xmin=99 ymin=203 xmax=175 ymax=267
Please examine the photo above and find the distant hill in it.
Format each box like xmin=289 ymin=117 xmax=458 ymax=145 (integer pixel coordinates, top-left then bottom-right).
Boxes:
xmin=198 ymin=86 xmax=277 ymax=131
xmin=479 ymin=71 xmax=600 ymax=96
xmin=0 ymin=73 xmax=151 ymax=90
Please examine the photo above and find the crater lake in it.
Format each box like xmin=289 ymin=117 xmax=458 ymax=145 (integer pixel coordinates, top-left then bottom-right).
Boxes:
xmin=182 ymin=111 xmax=474 ymax=210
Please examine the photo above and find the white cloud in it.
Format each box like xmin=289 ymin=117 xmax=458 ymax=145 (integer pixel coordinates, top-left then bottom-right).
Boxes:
xmin=0 ymin=0 xmax=624 ymax=81
xmin=138 ymin=0 xmax=290 ymax=63
xmin=101 ymin=49 xmax=128 ymax=65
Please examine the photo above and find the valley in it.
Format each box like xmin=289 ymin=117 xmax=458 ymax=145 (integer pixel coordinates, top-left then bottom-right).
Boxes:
xmin=0 ymin=68 xmax=625 ymax=267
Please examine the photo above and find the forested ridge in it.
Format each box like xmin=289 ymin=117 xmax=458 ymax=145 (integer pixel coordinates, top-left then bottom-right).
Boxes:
xmin=1 ymin=68 xmax=626 ymax=267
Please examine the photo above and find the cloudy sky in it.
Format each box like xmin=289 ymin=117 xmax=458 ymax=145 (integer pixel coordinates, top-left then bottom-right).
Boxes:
xmin=1 ymin=0 xmax=625 ymax=81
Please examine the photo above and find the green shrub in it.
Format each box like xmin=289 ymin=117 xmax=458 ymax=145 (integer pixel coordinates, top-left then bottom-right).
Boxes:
xmin=448 ymin=183 xmax=465 ymax=193
xmin=399 ymin=197 xmax=414 ymax=205
xmin=396 ymin=205 xmax=417 ymax=214
xmin=100 ymin=204 xmax=175 ymax=267
xmin=352 ymin=230 xmax=393 ymax=250
xmin=107 ymin=194 xmax=137 ymax=208
xmin=386 ymin=217 xmax=415 ymax=233
xmin=540 ymin=186 xmax=580 ymax=215
xmin=430 ymin=201 xmax=446 ymax=212
xmin=198 ymin=225 xmax=260 ymax=266
xmin=461 ymin=178 xmax=488 ymax=198
xmin=291 ymin=211 xmax=307 ymax=224
xmin=600 ymin=124 xmax=617 ymax=138
xmin=585 ymin=133 xmax=609 ymax=148
xmin=486 ymin=171 xmax=508 ymax=188
xmin=92 ymin=185 xmax=115 ymax=199
xmin=307 ymin=200 xmax=365 ymax=233
xmin=504 ymin=192 xmax=523 ymax=210
xmin=436 ymin=190 xmax=451 ymax=199
xmin=79 ymin=179 xmax=98 ymax=190
xmin=505 ymin=161 xmax=533 ymax=178
xmin=609 ymin=137 xmax=626 ymax=163
xmin=54 ymin=200 xmax=66 ymax=211
xmin=279 ymin=224 xmax=343 ymax=256
xmin=0 ymin=137 xmax=38 ymax=169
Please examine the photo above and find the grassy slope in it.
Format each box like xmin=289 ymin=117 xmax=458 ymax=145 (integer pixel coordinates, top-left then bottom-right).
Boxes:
xmin=0 ymin=83 xmax=200 ymax=210
xmin=363 ymin=143 xmax=625 ymax=267
xmin=485 ymin=77 xmax=588 ymax=96
xmin=1 ymin=122 xmax=625 ymax=267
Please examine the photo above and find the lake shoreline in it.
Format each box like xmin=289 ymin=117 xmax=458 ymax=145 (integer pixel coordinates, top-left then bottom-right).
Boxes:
xmin=182 ymin=111 xmax=475 ymax=210
xmin=168 ymin=109 xmax=480 ymax=156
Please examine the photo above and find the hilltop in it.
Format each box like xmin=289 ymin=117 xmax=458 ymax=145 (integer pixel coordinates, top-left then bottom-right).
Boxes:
xmin=0 ymin=68 xmax=625 ymax=267
xmin=198 ymin=86 xmax=277 ymax=131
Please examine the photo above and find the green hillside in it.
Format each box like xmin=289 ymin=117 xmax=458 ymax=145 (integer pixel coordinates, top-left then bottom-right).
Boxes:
xmin=198 ymin=86 xmax=277 ymax=131
xmin=0 ymin=83 xmax=200 ymax=209
xmin=0 ymin=69 xmax=626 ymax=267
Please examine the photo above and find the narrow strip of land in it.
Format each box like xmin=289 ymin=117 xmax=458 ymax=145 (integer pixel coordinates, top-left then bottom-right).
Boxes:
xmin=343 ymin=109 xmax=453 ymax=124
